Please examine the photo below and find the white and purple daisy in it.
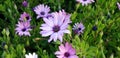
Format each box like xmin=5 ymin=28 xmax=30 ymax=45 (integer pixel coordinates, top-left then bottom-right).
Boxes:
xmin=117 ymin=2 xmax=120 ymax=10
xmin=40 ymin=10 xmax=71 ymax=42
xmin=19 ymin=12 xmax=31 ymax=22
xmin=25 ymin=52 xmax=38 ymax=58
xmin=55 ymin=42 xmax=78 ymax=58
xmin=33 ymin=4 xmax=50 ymax=19
xmin=76 ymin=0 xmax=94 ymax=6
xmin=73 ymin=22 xmax=85 ymax=35
xmin=15 ymin=21 xmax=32 ymax=36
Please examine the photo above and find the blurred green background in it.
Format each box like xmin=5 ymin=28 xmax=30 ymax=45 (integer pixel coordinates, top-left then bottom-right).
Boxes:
xmin=0 ymin=0 xmax=120 ymax=58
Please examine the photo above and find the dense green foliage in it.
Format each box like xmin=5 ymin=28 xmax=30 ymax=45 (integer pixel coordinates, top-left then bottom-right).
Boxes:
xmin=0 ymin=0 xmax=120 ymax=58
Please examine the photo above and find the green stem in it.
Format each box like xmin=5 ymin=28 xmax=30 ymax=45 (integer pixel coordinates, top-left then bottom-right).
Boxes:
xmin=58 ymin=0 xmax=61 ymax=10
xmin=71 ymin=3 xmax=80 ymax=20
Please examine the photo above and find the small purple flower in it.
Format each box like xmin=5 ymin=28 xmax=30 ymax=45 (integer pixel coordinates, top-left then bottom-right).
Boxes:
xmin=55 ymin=42 xmax=78 ymax=58
xmin=76 ymin=0 xmax=94 ymax=6
xmin=117 ymin=2 xmax=120 ymax=10
xmin=40 ymin=10 xmax=71 ymax=42
xmin=22 ymin=0 xmax=28 ymax=7
xmin=34 ymin=4 xmax=50 ymax=19
xmin=73 ymin=23 xmax=85 ymax=35
xmin=15 ymin=21 xmax=32 ymax=36
xmin=1 ymin=42 xmax=6 ymax=49
xmin=19 ymin=12 xmax=31 ymax=22
xmin=92 ymin=25 xmax=97 ymax=31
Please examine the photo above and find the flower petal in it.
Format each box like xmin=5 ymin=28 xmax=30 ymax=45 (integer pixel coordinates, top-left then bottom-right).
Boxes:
xmin=48 ymin=33 xmax=56 ymax=42
xmin=40 ymin=31 xmax=53 ymax=37
xmin=53 ymin=33 xmax=58 ymax=42
xmin=40 ymin=26 xmax=52 ymax=31
xmin=62 ymin=30 xmax=70 ymax=34
xmin=58 ymin=32 xmax=63 ymax=42
xmin=59 ymin=44 xmax=66 ymax=53
xmin=55 ymin=51 xmax=62 ymax=55
xmin=43 ymin=18 xmax=54 ymax=27
xmin=68 ymin=55 xmax=78 ymax=58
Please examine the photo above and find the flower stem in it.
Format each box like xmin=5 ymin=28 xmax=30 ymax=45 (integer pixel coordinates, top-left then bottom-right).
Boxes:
xmin=71 ymin=3 xmax=80 ymax=20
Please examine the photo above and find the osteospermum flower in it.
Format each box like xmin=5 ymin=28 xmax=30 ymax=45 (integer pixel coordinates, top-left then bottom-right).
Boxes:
xmin=15 ymin=21 xmax=32 ymax=36
xmin=22 ymin=0 xmax=28 ymax=7
xmin=55 ymin=42 xmax=78 ymax=58
xmin=19 ymin=12 xmax=31 ymax=22
xmin=34 ymin=4 xmax=50 ymax=19
xmin=76 ymin=0 xmax=94 ymax=6
xmin=1 ymin=42 xmax=6 ymax=49
xmin=73 ymin=23 xmax=85 ymax=35
xmin=117 ymin=2 xmax=120 ymax=10
xmin=25 ymin=53 xmax=38 ymax=58
xmin=92 ymin=25 xmax=97 ymax=31
xmin=40 ymin=11 xmax=71 ymax=42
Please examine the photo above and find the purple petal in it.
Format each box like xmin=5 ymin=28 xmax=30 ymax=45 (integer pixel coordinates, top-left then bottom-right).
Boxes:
xmin=40 ymin=31 xmax=53 ymax=37
xmin=68 ymin=55 xmax=78 ymax=58
xmin=40 ymin=26 xmax=52 ymax=31
xmin=53 ymin=33 xmax=58 ymax=42
xmin=62 ymin=30 xmax=70 ymax=34
xmin=43 ymin=18 xmax=54 ymax=27
xmin=59 ymin=44 xmax=66 ymax=53
xmin=58 ymin=32 xmax=63 ymax=42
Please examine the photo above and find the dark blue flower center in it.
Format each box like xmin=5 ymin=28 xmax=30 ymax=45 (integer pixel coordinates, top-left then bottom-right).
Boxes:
xmin=78 ymin=28 xmax=81 ymax=30
xmin=26 ymin=16 xmax=29 ymax=20
xmin=53 ymin=26 xmax=60 ymax=32
xmin=40 ymin=11 xmax=45 ymax=15
xmin=1 ymin=42 xmax=6 ymax=49
xmin=22 ymin=28 xmax=26 ymax=32
xmin=64 ymin=52 xmax=70 ymax=57
xmin=92 ymin=26 xmax=97 ymax=31
xmin=83 ymin=0 xmax=87 ymax=1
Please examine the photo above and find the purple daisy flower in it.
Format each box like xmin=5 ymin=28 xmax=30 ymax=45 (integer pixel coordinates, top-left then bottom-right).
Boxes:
xmin=117 ymin=2 xmax=120 ymax=10
xmin=19 ymin=12 xmax=31 ymax=22
xmin=22 ymin=0 xmax=28 ymax=7
xmin=55 ymin=42 xmax=78 ymax=58
xmin=40 ymin=10 xmax=71 ymax=42
xmin=33 ymin=4 xmax=50 ymax=19
xmin=73 ymin=22 xmax=85 ymax=35
xmin=15 ymin=21 xmax=32 ymax=36
xmin=76 ymin=0 xmax=94 ymax=6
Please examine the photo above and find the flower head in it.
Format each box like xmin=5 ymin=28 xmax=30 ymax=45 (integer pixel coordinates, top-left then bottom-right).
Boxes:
xmin=73 ymin=23 xmax=85 ymax=35
xmin=55 ymin=42 xmax=78 ymax=58
xmin=15 ymin=21 xmax=32 ymax=36
xmin=40 ymin=10 xmax=71 ymax=42
xmin=1 ymin=42 xmax=6 ymax=49
xmin=22 ymin=0 xmax=28 ymax=7
xmin=25 ymin=52 xmax=38 ymax=58
xmin=19 ymin=12 xmax=31 ymax=22
xmin=92 ymin=25 xmax=97 ymax=31
xmin=34 ymin=4 xmax=50 ymax=19
xmin=117 ymin=2 xmax=120 ymax=10
xmin=76 ymin=0 xmax=94 ymax=6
